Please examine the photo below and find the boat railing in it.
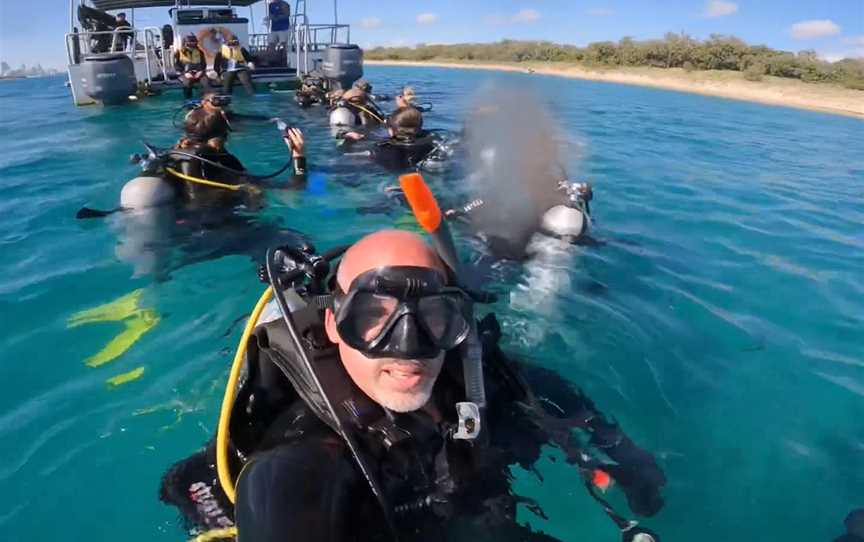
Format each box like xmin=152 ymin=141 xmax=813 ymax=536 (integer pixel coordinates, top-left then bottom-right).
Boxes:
xmin=65 ymin=26 xmax=169 ymax=84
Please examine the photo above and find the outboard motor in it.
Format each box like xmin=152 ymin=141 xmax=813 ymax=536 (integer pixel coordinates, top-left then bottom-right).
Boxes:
xmin=321 ymin=44 xmax=363 ymax=90
xmin=80 ymin=53 xmax=137 ymax=105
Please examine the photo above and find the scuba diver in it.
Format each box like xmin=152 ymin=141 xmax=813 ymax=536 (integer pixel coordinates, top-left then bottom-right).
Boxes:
xmin=337 ymin=105 xmax=448 ymax=172
xmin=160 ymin=215 xmax=666 ymax=541
xmin=174 ymin=34 xmax=212 ymax=99
xmin=294 ymin=72 xmax=329 ymax=108
xmin=214 ymin=37 xmax=256 ymax=96
xmin=443 ymin=179 xmax=595 ymax=259
xmin=329 ymin=79 xmax=386 ymax=128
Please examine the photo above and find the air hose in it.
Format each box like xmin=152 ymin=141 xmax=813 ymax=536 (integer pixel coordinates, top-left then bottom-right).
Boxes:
xmin=216 ymin=286 xmax=273 ymax=504
xmin=165 ymin=167 xmax=254 ymax=192
xmin=347 ymin=102 xmax=386 ymax=124
xmin=166 ymin=149 xmax=293 ymax=181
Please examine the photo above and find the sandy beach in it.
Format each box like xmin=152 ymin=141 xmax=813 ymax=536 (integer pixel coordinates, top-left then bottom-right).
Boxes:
xmin=366 ymin=59 xmax=864 ymax=119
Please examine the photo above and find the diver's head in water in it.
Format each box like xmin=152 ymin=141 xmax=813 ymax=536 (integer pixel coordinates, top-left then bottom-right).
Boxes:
xmin=185 ymin=99 xmax=230 ymax=142
xmin=206 ymin=136 xmax=227 ymax=152
xmin=324 ymin=230 xmax=471 ymax=413
xmin=387 ymin=106 xmax=423 ymax=141
xmin=395 ymin=86 xmax=416 ymax=109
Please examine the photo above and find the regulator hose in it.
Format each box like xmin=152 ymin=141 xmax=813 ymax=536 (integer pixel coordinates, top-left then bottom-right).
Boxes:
xmin=165 ymin=149 xmax=293 ymax=181
xmin=216 ymin=286 xmax=273 ymax=503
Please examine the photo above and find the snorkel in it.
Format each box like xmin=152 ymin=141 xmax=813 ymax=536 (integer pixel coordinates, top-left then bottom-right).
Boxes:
xmin=398 ymin=172 xmax=486 ymax=440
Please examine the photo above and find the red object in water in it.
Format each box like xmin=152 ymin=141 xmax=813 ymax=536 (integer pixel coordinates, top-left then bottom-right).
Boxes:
xmin=592 ymin=469 xmax=612 ymax=491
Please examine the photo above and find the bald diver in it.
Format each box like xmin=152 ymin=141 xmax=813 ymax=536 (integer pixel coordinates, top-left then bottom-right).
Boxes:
xmin=159 ymin=173 xmax=666 ymax=542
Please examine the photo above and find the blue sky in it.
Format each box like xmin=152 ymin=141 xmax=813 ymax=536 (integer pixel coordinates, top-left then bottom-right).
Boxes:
xmin=1 ymin=0 xmax=862 ymax=69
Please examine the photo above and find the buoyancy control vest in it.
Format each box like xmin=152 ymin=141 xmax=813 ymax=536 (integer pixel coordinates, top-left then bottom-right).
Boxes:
xmin=221 ymin=45 xmax=247 ymax=70
xmin=178 ymin=47 xmax=204 ymax=68
xmin=373 ymin=131 xmax=440 ymax=171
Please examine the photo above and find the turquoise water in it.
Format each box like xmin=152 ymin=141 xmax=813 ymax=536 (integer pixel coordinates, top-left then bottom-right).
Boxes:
xmin=1 ymin=66 xmax=863 ymax=541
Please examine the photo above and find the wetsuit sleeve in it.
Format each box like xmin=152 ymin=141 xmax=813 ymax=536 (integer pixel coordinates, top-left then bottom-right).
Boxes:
xmin=213 ymin=53 xmax=223 ymax=75
xmin=173 ymin=51 xmax=182 ymax=73
xmin=234 ymin=437 xmax=360 ymax=542
xmin=242 ymin=48 xmax=255 ymax=64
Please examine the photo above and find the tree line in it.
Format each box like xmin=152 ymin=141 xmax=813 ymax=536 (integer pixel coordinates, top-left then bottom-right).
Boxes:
xmin=365 ymin=34 xmax=864 ymax=90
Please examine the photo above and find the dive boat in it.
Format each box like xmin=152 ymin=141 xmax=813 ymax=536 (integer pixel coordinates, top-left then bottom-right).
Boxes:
xmin=64 ymin=0 xmax=361 ymax=106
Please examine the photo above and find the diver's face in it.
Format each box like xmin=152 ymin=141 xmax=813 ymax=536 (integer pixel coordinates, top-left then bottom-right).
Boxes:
xmin=325 ymin=309 xmax=444 ymax=412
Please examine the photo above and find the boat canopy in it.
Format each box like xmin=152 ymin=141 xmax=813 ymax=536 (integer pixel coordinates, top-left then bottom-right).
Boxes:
xmin=89 ymin=0 xmax=260 ymax=10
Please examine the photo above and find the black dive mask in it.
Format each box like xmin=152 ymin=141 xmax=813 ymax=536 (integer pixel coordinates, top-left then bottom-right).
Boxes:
xmin=207 ymin=95 xmax=232 ymax=107
xmin=332 ymin=266 xmax=473 ymax=360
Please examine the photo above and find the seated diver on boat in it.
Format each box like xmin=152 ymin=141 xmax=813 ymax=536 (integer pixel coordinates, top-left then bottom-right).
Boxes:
xmin=174 ymin=34 xmax=212 ymax=99
xmin=214 ymin=37 xmax=256 ymax=96
xmin=160 ymin=225 xmax=667 ymax=542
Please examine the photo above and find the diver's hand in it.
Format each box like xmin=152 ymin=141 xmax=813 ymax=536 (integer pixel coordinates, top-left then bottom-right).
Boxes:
xmin=343 ymin=131 xmax=365 ymax=141
xmin=284 ymin=127 xmax=305 ymax=158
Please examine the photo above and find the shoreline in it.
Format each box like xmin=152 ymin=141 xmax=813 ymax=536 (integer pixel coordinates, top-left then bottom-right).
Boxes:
xmin=365 ymin=59 xmax=864 ymax=119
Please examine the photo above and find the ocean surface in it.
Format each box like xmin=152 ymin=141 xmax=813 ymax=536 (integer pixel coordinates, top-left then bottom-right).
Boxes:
xmin=1 ymin=66 xmax=862 ymax=542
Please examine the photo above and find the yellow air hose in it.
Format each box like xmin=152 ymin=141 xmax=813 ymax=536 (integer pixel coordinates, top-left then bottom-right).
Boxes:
xmin=188 ymin=527 xmax=238 ymax=542
xmin=349 ymin=103 xmax=385 ymax=124
xmin=216 ymin=286 xmax=273 ymax=504
xmin=165 ymin=166 xmax=257 ymax=193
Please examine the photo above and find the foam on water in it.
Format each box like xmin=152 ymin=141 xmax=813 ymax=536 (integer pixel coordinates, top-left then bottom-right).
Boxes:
xmin=0 ymin=67 xmax=862 ymax=541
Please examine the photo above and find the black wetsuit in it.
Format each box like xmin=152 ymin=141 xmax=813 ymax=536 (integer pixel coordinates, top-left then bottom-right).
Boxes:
xmin=161 ymin=315 xmax=665 ymax=542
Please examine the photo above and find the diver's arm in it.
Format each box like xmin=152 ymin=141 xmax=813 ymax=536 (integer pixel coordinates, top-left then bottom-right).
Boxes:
xmin=235 ymin=437 xmax=360 ymax=542
xmin=173 ymin=51 xmax=183 ymax=73
xmin=516 ymin=361 xmax=666 ymax=517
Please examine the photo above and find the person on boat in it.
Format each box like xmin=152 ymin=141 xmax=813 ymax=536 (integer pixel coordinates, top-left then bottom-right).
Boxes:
xmin=113 ymin=12 xmax=132 ymax=52
xmin=160 ymin=228 xmax=666 ymax=542
xmin=214 ymin=37 xmax=256 ymax=95
xmin=174 ymin=34 xmax=211 ymax=99
xmin=267 ymin=0 xmax=293 ymax=49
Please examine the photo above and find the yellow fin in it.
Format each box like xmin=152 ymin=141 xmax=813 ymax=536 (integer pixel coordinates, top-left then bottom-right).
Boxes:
xmin=68 ymin=289 xmax=144 ymax=328
xmin=106 ymin=366 xmax=145 ymax=387
xmin=85 ymin=309 xmax=160 ymax=367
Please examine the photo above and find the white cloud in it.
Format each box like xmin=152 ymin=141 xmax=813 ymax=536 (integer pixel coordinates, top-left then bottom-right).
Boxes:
xmin=416 ymin=13 xmax=439 ymax=25
xmin=842 ymin=35 xmax=864 ymax=47
xmin=587 ymin=8 xmax=615 ymax=17
xmin=359 ymin=17 xmax=382 ymax=29
xmin=789 ymin=19 xmax=841 ymax=40
xmin=703 ymin=0 xmax=738 ymax=18
xmin=511 ymin=8 xmax=541 ymax=23
xmin=483 ymin=14 xmax=507 ymax=25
